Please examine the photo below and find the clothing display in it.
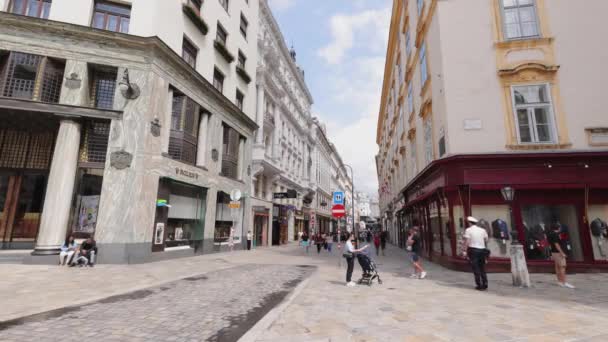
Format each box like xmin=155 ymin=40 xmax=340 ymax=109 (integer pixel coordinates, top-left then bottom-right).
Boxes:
xmin=590 ymin=218 xmax=608 ymax=237
xmin=478 ymin=219 xmax=491 ymax=236
xmin=491 ymin=219 xmax=510 ymax=241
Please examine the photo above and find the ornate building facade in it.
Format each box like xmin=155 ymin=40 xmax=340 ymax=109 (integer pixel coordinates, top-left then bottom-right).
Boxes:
xmin=377 ymin=0 xmax=608 ymax=272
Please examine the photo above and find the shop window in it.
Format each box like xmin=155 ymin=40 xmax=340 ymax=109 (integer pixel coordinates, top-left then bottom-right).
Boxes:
xmin=79 ymin=120 xmax=111 ymax=165
xmin=89 ymin=66 xmax=117 ymax=109
xmin=0 ymin=52 xmax=64 ymax=103
xmin=70 ymin=169 xmax=104 ymax=237
xmin=9 ymin=0 xmax=52 ymax=19
xmin=169 ymin=91 xmax=200 ymax=165
xmin=92 ymin=1 xmax=131 ymax=33
xmin=453 ymin=205 xmax=465 ymax=256
xmin=221 ymin=124 xmax=242 ymax=180
xmin=587 ymin=205 xmax=608 ymax=261
xmin=471 ymin=205 xmax=513 ymax=258
xmin=521 ymin=205 xmax=583 ymax=262
xmin=166 ymin=182 xmax=206 ymax=249
xmin=214 ymin=191 xmax=241 ymax=244
xmin=512 ymin=84 xmax=556 ymax=144
xmin=429 ymin=201 xmax=441 ymax=254
xmin=440 ymin=199 xmax=452 ymax=256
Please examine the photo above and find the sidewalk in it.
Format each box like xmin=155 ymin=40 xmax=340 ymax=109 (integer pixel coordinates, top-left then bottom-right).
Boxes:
xmin=254 ymin=244 xmax=608 ymax=342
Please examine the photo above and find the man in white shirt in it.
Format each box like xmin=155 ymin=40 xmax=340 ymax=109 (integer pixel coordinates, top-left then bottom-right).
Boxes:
xmin=463 ymin=216 xmax=489 ymax=291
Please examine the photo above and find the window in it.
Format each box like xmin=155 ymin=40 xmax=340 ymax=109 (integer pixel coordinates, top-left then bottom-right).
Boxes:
xmin=237 ymin=51 xmax=246 ymax=69
xmin=417 ymin=0 xmax=424 ymax=16
xmin=188 ymin=0 xmax=202 ymax=12
xmin=221 ymin=124 xmax=241 ymax=179
xmin=80 ymin=120 xmax=111 ymax=164
xmin=168 ymin=91 xmax=201 ymax=165
xmin=409 ymin=138 xmax=417 ymax=177
xmin=216 ymin=23 xmax=227 ymax=45
xmin=89 ymin=67 xmax=117 ymax=109
xmin=9 ymin=0 xmax=51 ymax=18
xmin=240 ymin=14 xmax=248 ymax=39
xmin=512 ymin=84 xmax=556 ymax=144
xmin=419 ymin=43 xmax=428 ymax=86
xmin=0 ymin=51 xmax=64 ymax=103
xmin=500 ymin=0 xmax=539 ymax=40
xmin=219 ymin=0 xmax=229 ymax=12
xmin=405 ymin=30 xmax=412 ymax=58
xmin=236 ymin=89 xmax=244 ymax=111
xmin=182 ymin=37 xmax=198 ymax=68
xmin=92 ymin=1 xmax=131 ymax=33
xmin=213 ymin=68 xmax=224 ymax=93
xmin=407 ymin=83 xmax=414 ymax=114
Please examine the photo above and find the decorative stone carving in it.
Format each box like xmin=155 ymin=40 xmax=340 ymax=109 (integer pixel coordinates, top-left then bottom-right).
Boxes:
xmin=150 ymin=118 xmax=161 ymax=137
xmin=110 ymin=150 xmax=133 ymax=169
xmin=64 ymin=73 xmax=82 ymax=89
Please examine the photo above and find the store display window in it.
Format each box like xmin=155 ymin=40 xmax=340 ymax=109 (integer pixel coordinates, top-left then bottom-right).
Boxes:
xmin=440 ymin=200 xmax=452 ymax=256
xmin=453 ymin=205 xmax=465 ymax=256
xmin=165 ymin=182 xmax=206 ymax=249
xmin=471 ymin=205 xmax=512 ymax=258
xmin=588 ymin=205 xmax=608 ymax=261
xmin=214 ymin=191 xmax=243 ymax=245
xmin=521 ymin=205 xmax=583 ymax=262
xmin=71 ymin=169 xmax=104 ymax=238
xmin=429 ymin=201 xmax=441 ymax=255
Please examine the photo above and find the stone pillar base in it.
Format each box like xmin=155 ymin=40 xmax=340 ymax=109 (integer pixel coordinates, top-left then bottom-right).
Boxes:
xmin=510 ymin=244 xmax=531 ymax=288
xmin=31 ymin=247 xmax=61 ymax=256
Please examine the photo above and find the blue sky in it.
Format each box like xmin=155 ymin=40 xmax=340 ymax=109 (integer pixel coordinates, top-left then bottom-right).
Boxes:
xmin=268 ymin=0 xmax=392 ymax=195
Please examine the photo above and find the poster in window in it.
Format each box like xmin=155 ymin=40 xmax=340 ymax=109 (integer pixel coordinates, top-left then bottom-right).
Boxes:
xmin=154 ymin=223 xmax=165 ymax=245
xmin=75 ymin=195 xmax=100 ymax=233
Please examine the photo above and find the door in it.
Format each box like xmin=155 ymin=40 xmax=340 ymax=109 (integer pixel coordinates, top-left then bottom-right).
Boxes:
xmin=0 ymin=173 xmax=47 ymax=249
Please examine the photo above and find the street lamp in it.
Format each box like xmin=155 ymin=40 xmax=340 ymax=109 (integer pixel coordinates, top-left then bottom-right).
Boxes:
xmin=500 ymin=186 xmax=519 ymax=245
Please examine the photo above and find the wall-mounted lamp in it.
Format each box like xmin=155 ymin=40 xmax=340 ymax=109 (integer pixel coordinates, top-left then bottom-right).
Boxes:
xmin=119 ymin=68 xmax=141 ymax=100
xmin=544 ymin=163 xmax=553 ymax=169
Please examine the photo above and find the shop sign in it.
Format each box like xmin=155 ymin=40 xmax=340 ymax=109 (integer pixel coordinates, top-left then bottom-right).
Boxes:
xmin=175 ymin=167 xmax=199 ymax=180
xmin=228 ymin=201 xmax=241 ymax=209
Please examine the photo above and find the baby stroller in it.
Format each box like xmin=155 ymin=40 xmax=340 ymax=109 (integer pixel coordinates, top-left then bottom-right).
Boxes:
xmin=356 ymin=252 xmax=382 ymax=286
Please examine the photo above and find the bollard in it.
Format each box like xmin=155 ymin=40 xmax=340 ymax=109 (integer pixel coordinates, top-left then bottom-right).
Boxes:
xmin=510 ymin=244 xmax=531 ymax=288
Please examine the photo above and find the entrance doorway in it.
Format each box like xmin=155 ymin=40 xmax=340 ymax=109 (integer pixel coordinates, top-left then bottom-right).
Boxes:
xmin=0 ymin=172 xmax=47 ymax=249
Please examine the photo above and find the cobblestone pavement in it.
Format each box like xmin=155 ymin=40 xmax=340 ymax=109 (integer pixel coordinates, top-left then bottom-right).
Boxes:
xmin=254 ymin=245 xmax=608 ymax=342
xmin=0 ymin=264 xmax=313 ymax=342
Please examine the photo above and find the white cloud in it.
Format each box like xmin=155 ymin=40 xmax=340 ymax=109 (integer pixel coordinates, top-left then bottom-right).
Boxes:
xmin=268 ymin=0 xmax=297 ymax=12
xmin=317 ymin=8 xmax=390 ymax=65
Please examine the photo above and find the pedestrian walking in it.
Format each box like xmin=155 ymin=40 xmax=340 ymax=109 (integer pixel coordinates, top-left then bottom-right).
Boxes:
xmin=463 ymin=216 xmax=489 ymax=290
xmin=326 ymin=233 xmax=334 ymax=253
xmin=246 ymin=230 xmax=252 ymax=250
xmin=316 ymin=233 xmax=324 ymax=254
xmin=547 ymin=224 xmax=575 ymax=288
xmin=373 ymin=233 xmax=381 ymax=256
xmin=343 ymin=233 xmax=369 ymax=287
xmin=407 ymin=227 xmax=426 ymax=279
xmin=380 ymin=230 xmax=387 ymax=256
xmin=302 ymin=231 xmax=310 ymax=254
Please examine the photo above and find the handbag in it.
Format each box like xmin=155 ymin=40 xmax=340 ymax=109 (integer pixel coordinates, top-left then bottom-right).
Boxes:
xmin=342 ymin=252 xmax=353 ymax=258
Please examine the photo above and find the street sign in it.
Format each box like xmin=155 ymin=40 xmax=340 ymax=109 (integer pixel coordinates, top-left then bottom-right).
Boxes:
xmin=332 ymin=204 xmax=346 ymax=218
xmin=332 ymin=191 xmax=344 ymax=205
xmin=228 ymin=201 xmax=241 ymax=209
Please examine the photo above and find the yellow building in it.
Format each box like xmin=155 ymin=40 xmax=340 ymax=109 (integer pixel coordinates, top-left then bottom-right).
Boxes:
xmin=376 ymin=0 xmax=608 ymax=272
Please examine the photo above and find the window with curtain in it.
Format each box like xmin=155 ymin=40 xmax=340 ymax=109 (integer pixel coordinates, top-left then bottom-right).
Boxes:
xmin=500 ymin=0 xmax=539 ymax=40
xmin=169 ymin=92 xmax=201 ymax=165
xmin=512 ymin=84 xmax=556 ymax=144
xmin=9 ymin=0 xmax=51 ymax=18
xmin=419 ymin=43 xmax=428 ymax=86
xmin=221 ymin=124 xmax=241 ymax=180
xmin=92 ymin=1 xmax=131 ymax=33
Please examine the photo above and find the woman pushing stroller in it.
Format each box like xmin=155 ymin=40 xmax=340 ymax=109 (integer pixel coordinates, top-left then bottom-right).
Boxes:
xmin=343 ymin=233 xmax=369 ymax=287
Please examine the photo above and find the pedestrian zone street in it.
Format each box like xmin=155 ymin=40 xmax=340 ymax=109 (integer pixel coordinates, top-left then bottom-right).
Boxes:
xmin=2 ymin=244 xmax=608 ymax=342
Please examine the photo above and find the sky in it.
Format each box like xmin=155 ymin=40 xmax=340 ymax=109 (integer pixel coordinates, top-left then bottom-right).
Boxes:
xmin=268 ymin=0 xmax=392 ymax=196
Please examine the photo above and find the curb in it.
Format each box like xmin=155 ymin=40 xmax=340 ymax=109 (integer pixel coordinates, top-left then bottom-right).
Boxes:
xmin=238 ymin=268 xmax=315 ymax=342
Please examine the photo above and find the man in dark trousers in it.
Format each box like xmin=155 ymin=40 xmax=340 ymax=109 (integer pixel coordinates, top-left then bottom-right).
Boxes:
xmin=379 ymin=230 xmax=387 ymax=256
xmin=463 ymin=217 xmax=489 ymax=290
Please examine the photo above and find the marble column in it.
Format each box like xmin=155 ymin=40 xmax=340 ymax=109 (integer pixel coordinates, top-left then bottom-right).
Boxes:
xmin=33 ymin=120 xmax=81 ymax=255
xmin=196 ymin=113 xmax=209 ymax=167
xmin=237 ymin=138 xmax=245 ymax=180
xmin=255 ymin=85 xmax=265 ymax=145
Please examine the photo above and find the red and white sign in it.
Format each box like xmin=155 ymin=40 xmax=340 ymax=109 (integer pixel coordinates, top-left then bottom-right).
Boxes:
xmin=332 ymin=204 xmax=346 ymax=218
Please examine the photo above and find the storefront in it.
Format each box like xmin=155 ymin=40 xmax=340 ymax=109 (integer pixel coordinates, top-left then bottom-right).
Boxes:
xmin=252 ymin=206 xmax=269 ymax=247
xmin=397 ymin=152 xmax=608 ymax=273
xmin=294 ymin=209 xmax=304 ymax=240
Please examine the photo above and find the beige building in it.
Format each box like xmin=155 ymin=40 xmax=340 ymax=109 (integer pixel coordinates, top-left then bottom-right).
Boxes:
xmin=376 ymin=0 xmax=608 ymax=272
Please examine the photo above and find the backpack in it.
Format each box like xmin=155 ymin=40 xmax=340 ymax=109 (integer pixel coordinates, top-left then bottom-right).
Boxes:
xmin=492 ymin=219 xmax=510 ymax=240
xmin=591 ymin=218 xmax=607 ymax=237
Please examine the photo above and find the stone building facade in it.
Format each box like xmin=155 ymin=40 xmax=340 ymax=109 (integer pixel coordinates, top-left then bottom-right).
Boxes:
xmin=0 ymin=1 xmax=257 ymax=263
xmin=376 ymin=0 xmax=608 ymax=272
